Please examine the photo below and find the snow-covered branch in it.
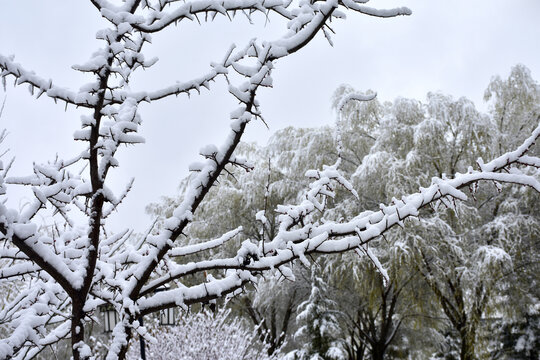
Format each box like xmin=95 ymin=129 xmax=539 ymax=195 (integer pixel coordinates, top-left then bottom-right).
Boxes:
xmin=125 ymin=122 xmax=540 ymax=317
xmin=131 ymin=0 xmax=294 ymax=33
xmin=0 ymin=55 xmax=95 ymax=108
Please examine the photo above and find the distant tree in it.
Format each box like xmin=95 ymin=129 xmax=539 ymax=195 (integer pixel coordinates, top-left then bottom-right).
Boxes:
xmin=333 ymin=65 xmax=540 ymax=360
xmin=146 ymin=137 xmax=315 ymax=355
xmin=0 ymin=2 xmax=539 ymax=359
xmin=293 ymin=266 xmax=341 ymax=360
xmin=484 ymin=64 xmax=540 ymax=155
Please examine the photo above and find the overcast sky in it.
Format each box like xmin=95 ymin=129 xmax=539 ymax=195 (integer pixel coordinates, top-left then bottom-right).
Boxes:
xmin=0 ymin=0 xmax=539 ymax=233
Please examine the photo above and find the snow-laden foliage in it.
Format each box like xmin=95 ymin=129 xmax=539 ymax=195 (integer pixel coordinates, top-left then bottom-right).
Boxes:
xmin=293 ymin=268 xmax=341 ymax=360
xmin=125 ymin=306 xmax=275 ymax=360
xmin=485 ymin=64 xmax=540 ymax=155
xmin=488 ymin=312 xmax=540 ymax=360
xmin=333 ymin=65 xmax=540 ymax=360
xmin=0 ymin=2 xmax=539 ymax=360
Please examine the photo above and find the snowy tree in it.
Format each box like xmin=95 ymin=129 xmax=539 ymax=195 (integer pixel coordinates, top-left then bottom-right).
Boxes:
xmin=293 ymin=266 xmax=341 ymax=360
xmin=0 ymin=2 xmax=539 ymax=360
xmin=145 ymin=125 xmax=336 ymax=354
xmin=334 ymin=65 xmax=540 ymax=360
xmin=145 ymin=137 xmax=312 ymax=355
xmin=484 ymin=64 xmax=540 ymax=155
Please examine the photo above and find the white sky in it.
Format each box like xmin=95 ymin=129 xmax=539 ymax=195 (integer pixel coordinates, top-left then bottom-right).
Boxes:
xmin=0 ymin=0 xmax=539 ymax=233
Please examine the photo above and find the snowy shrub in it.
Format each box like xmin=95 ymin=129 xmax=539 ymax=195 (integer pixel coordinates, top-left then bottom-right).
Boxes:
xmin=126 ymin=307 xmax=275 ymax=360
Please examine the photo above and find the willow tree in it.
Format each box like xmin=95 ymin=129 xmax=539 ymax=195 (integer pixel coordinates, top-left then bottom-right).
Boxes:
xmin=335 ymin=65 xmax=540 ymax=360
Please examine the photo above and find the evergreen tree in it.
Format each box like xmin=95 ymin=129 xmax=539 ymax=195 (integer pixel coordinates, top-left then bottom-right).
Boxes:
xmin=294 ymin=266 xmax=341 ymax=360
